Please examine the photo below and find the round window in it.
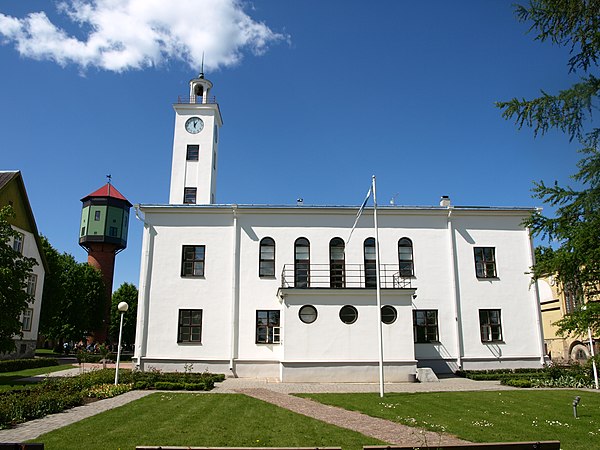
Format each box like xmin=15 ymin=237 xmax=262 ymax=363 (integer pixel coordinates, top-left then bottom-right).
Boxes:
xmin=299 ymin=305 xmax=318 ymax=324
xmin=381 ymin=305 xmax=397 ymax=324
xmin=339 ymin=305 xmax=358 ymax=324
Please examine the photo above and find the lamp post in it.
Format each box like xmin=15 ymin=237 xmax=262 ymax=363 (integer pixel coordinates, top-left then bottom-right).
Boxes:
xmin=114 ymin=301 xmax=129 ymax=385
xmin=581 ymin=305 xmax=599 ymax=390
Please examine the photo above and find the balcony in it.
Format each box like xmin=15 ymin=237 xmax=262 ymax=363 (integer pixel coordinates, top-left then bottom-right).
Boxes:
xmin=280 ymin=264 xmax=412 ymax=289
xmin=176 ymin=95 xmax=218 ymax=104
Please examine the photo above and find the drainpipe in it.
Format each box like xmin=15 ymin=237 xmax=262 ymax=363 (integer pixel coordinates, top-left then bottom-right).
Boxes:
xmin=229 ymin=205 xmax=240 ymax=375
xmin=447 ymin=208 xmax=463 ymax=369
xmin=527 ymin=225 xmax=547 ymax=366
xmin=133 ymin=205 xmax=149 ymax=369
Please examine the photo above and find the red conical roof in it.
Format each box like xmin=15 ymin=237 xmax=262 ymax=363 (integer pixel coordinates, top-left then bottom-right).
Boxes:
xmin=81 ymin=183 xmax=132 ymax=206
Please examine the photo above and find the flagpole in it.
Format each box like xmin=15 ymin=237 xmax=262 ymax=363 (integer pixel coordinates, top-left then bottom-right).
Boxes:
xmin=372 ymin=175 xmax=385 ymax=397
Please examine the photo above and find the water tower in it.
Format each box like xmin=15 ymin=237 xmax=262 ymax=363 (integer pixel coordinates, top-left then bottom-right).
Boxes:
xmin=79 ymin=179 xmax=131 ymax=343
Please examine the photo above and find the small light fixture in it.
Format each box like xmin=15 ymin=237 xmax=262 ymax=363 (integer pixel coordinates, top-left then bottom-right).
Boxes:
xmin=573 ymin=396 xmax=581 ymax=418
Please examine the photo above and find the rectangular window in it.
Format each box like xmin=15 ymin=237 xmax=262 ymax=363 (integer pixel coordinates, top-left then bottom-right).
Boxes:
xmin=181 ymin=245 xmax=205 ymax=277
xmin=479 ymin=309 xmax=502 ymax=342
xmin=474 ymin=247 xmax=496 ymax=278
xmin=413 ymin=310 xmax=438 ymax=343
xmin=186 ymin=145 xmax=199 ymax=161
xmin=22 ymin=308 xmax=33 ymax=332
xmin=26 ymin=273 xmax=37 ymax=296
xmin=12 ymin=232 xmax=24 ymax=254
xmin=177 ymin=309 xmax=202 ymax=343
xmin=184 ymin=187 xmax=197 ymax=204
xmin=94 ymin=210 xmax=101 ymax=221
xmin=109 ymin=226 xmax=118 ymax=237
xmin=256 ymin=310 xmax=280 ymax=344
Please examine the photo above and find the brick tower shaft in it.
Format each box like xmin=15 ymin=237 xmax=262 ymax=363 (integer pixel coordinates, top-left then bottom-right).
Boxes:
xmin=86 ymin=243 xmax=119 ymax=343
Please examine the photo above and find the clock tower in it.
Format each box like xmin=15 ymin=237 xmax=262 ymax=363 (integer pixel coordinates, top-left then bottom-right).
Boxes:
xmin=169 ymin=73 xmax=223 ymax=205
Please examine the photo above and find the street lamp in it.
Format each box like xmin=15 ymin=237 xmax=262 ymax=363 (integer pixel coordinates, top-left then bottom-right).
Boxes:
xmin=582 ymin=305 xmax=599 ymax=390
xmin=114 ymin=301 xmax=129 ymax=385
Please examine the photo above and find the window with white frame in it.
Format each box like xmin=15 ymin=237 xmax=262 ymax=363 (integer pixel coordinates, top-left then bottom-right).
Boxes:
xmin=26 ymin=273 xmax=37 ymax=297
xmin=22 ymin=308 xmax=33 ymax=332
xmin=474 ymin=247 xmax=497 ymax=278
xmin=177 ymin=309 xmax=202 ymax=343
xmin=479 ymin=309 xmax=502 ymax=342
xmin=13 ymin=232 xmax=24 ymax=254
xmin=256 ymin=310 xmax=280 ymax=343
xmin=181 ymin=245 xmax=205 ymax=277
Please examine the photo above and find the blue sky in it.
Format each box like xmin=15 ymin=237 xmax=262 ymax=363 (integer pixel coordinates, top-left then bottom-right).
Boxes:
xmin=0 ymin=0 xmax=581 ymax=290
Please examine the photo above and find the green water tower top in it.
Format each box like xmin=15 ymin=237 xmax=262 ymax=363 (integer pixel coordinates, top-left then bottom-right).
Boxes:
xmin=79 ymin=182 xmax=132 ymax=253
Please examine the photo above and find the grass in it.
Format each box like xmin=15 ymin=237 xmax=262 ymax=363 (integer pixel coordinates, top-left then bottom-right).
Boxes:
xmin=34 ymin=349 xmax=63 ymax=356
xmin=33 ymin=393 xmax=384 ymax=450
xmin=299 ymin=390 xmax=600 ymax=450
xmin=0 ymin=364 xmax=74 ymax=391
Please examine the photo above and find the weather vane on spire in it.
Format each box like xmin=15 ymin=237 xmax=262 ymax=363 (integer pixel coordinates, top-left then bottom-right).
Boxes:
xmin=106 ymin=174 xmax=112 ymax=184
xmin=199 ymin=52 xmax=205 ymax=79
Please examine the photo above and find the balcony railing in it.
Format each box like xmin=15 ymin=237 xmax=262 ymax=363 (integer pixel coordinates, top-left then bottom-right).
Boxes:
xmin=176 ymin=95 xmax=218 ymax=104
xmin=280 ymin=264 xmax=412 ymax=289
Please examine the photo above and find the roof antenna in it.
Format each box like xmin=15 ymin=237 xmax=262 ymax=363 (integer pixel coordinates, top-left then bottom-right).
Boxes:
xmin=199 ymin=53 xmax=205 ymax=79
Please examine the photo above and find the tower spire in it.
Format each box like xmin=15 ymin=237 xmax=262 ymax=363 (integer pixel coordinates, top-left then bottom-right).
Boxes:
xmin=199 ymin=52 xmax=205 ymax=79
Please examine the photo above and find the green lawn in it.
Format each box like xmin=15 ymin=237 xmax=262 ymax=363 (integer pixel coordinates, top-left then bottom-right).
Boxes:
xmin=300 ymin=390 xmax=600 ymax=450
xmin=34 ymin=393 xmax=385 ymax=450
xmin=0 ymin=364 xmax=74 ymax=391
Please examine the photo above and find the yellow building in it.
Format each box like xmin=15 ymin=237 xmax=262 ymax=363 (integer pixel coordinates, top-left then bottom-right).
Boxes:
xmin=538 ymin=277 xmax=598 ymax=362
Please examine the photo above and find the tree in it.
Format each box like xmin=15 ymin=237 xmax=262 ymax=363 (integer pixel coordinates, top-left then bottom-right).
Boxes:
xmin=109 ymin=283 xmax=138 ymax=347
xmin=0 ymin=205 xmax=37 ymax=353
xmin=39 ymin=237 xmax=105 ymax=343
xmin=497 ymin=0 xmax=600 ymax=336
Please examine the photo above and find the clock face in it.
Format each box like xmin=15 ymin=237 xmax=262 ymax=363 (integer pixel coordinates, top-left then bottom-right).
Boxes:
xmin=185 ymin=117 xmax=204 ymax=134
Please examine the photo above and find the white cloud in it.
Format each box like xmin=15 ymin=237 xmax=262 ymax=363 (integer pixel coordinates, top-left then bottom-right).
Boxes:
xmin=0 ymin=0 xmax=286 ymax=72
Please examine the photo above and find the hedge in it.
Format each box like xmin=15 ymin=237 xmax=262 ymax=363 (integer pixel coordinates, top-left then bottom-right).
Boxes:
xmin=0 ymin=358 xmax=59 ymax=373
xmin=0 ymin=368 xmax=225 ymax=429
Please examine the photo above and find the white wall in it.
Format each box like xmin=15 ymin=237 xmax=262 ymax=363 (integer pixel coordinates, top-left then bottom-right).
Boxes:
xmin=135 ymin=205 xmax=545 ymax=379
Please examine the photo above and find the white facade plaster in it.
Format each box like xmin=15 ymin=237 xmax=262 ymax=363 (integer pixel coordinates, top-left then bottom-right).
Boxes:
xmin=135 ymin=77 xmax=546 ymax=381
xmin=135 ymin=206 xmax=545 ymax=380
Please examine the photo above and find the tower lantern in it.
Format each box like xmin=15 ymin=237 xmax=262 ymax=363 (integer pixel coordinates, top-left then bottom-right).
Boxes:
xmin=79 ymin=181 xmax=132 ymax=343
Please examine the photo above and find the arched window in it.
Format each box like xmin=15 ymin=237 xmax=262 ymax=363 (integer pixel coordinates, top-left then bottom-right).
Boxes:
xmin=294 ymin=238 xmax=310 ymax=288
xmin=364 ymin=238 xmax=377 ymax=288
xmin=330 ymin=237 xmax=345 ymax=288
xmin=259 ymin=237 xmax=275 ymax=277
xmin=398 ymin=238 xmax=414 ymax=277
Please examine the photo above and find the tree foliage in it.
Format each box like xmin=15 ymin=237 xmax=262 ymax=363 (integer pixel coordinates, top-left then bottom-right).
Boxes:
xmin=39 ymin=237 xmax=105 ymax=343
xmin=497 ymin=0 xmax=600 ymax=336
xmin=0 ymin=205 xmax=37 ymax=353
xmin=109 ymin=282 xmax=138 ymax=346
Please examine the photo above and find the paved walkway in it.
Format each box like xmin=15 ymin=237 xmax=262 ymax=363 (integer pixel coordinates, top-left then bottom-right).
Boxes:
xmin=0 ymin=369 xmax=511 ymax=444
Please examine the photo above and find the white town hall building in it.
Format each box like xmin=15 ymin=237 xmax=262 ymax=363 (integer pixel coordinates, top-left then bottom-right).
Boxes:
xmin=133 ymin=74 xmax=546 ymax=382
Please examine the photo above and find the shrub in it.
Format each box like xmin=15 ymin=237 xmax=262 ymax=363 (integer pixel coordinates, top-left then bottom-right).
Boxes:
xmin=87 ymin=383 xmax=133 ymax=399
xmin=501 ymin=378 xmax=533 ymax=388
xmin=0 ymin=358 xmax=59 ymax=373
